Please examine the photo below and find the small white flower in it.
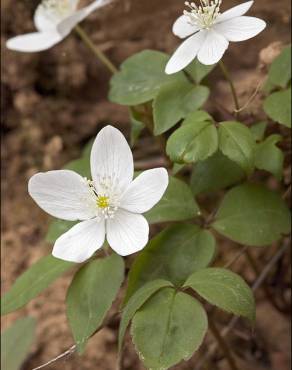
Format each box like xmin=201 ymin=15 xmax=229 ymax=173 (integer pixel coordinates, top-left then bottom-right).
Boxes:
xmin=28 ymin=126 xmax=169 ymax=263
xmin=6 ymin=0 xmax=111 ymax=53
xmin=165 ymin=0 xmax=266 ymax=74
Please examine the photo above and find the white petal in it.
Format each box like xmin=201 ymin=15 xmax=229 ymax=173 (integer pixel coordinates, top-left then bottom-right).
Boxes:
xmin=165 ymin=30 xmax=207 ymax=74
xmin=53 ymin=218 xmax=105 ymax=263
xmin=6 ymin=32 xmax=63 ymax=52
xmin=216 ymin=1 xmax=254 ymax=23
xmin=107 ymin=210 xmax=149 ymax=256
xmin=197 ymin=30 xmax=229 ymax=65
xmin=34 ymin=4 xmax=58 ymax=31
xmin=28 ymin=170 xmax=96 ymax=221
xmin=57 ymin=0 xmax=112 ymax=37
xmin=214 ymin=16 xmax=266 ymax=42
xmin=90 ymin=126 xmax=134 ymax=194
xmin=120 ymin=168 xmax=169 ymax=214
xmin=173 ymin=15 xmax=200 ymax=39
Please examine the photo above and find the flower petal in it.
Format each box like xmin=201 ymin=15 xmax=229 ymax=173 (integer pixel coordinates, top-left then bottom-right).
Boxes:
xmin=214 ymin=16 xmax=266 ymax=42
xmin=57 ymin=0 xmax=112 ymax=37
xmin=90 ymin=126 xmax=134 ymax=194
xmin=216 ymin=1 xmax=254 ymax=23
xmin=165 ymin=30 xmax=207 ymax=74
xmin=28 ymin=170 xmax=96 ymax=221
xmin=173 ymin=15 xmax=200 ymax=39
xmin=6 ymin=32 xmax=63 ymax=52
xmin=107 ymin=210 xmax=149 ymax=256
xmin=120 ymin=168 xmax=169 ymax=214
xmin=34 ymin=4 xmax=59 ymax=31
xmin=53 ymin=218 xmax=105 ymax=263
xmin=197 ymin=30 xmax=229 ymax=65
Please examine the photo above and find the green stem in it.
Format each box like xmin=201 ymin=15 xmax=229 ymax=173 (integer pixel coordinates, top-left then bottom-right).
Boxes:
xmin=219 ymin=61 xmax=240 ymax=117
xmin=75 ymin=25 xmax=118 ymax=75
xmin=208 ymin=317 xmax=239 ymax=370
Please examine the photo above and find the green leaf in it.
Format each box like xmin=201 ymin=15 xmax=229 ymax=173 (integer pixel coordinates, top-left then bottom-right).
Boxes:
xmin=184 ymin=268 xmax=255 ymax=322
xmin=186 ymin=59 xmax=216 ymax=84
xmin=64 ymin=157 xmax=91 ymax=178
xmin=190 ymin=151 xmax=245 ymax=195
xmin=66 ymin=254 xmax=124 ymax=353
xmin=153 ymin=81 xmax=209 ymax=135
xmin=119 ymin=279 xmax=173 ymax=351
xmin=46 ymin=219 xmax=77 ymax=243
xmin=145 ymin=176 xmax=200 ymax=223
xmin=166 ymin=117 xmax=218 ymax=164
xmin=212 ymin=183 xmax=291 ymax=246
xmin=131 ymin=288 xmax=208 ymax=370
xmin=250 ymin=121 xmax=267 ymax=141
xmin=2 ymin=255 xmax=74 ymax=315
xmin=1 ymin=317 xmax=36 ymax=370
xmin=129 ymin=108 xmax=145 ymax=146
xmin=109 ymin=50 xmax=186 ymax=105
xmin=124 ymin=224 xmax=216 ymax=303
xmin=267 ymin=45 xmax=291 ymax=89
xmin=181 ymin=109 xmax=213 ymax=125
xmin=255 ymin=134 xmax=284 ymax=180
xmin=264 ymin=88 xmax=291 ymax=128
xmin=218 ymin=121 xmax=256 ymax=175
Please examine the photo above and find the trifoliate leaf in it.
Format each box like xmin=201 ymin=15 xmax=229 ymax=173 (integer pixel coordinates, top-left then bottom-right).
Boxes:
xmin=184 ymin=268 xmax=255 ymax=322
xmin=66 ymin=254 xmax=124 ymax=353
xmin=131 ymin=288 xmax=208 ymax=370
xmin=212 ymin=183 xmax=291 ymax=246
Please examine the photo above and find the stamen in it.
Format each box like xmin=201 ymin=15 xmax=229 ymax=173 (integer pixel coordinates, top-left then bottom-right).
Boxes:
xmin=183 ymin=0 xmax=222 ymax=29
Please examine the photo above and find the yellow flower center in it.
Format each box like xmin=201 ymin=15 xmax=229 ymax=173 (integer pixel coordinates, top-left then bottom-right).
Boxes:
xmin=184 ymin=0 xmax=222 ymax=29
xmin=97 ymin=196 xmax=110 ymax=209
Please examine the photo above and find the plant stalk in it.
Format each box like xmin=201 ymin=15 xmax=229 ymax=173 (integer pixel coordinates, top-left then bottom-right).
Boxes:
xmin=219 ymin=61 xmax=240 ymax=117
xmin=75 ymin=25 xmax=118 ymax=74
xmin=208 ymin=317 xmax=239 ymax=370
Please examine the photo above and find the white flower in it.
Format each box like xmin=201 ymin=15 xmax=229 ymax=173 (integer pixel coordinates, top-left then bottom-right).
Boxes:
xmin=28 ymin=126 xmax=169 ymax=263
xmin=6 ymin=0 xmax=111 ymax=53
xmin=165 ymin=0 xmax=266 ymax=74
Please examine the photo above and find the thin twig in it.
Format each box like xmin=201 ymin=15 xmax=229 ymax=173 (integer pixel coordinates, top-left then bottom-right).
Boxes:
xmin=234 ymin=79 xmax=264 ymax=113
xmin=195 ymin=243 xmax=289 ymax=370
xmin=208 ymin=317 xmax=239 ymax=370
xmin=31 ymin=345 xmax=76 ymax=370
xmin=223 ymin=246 xmax=248 ymax=268
xmin=31 ymin=313 xmax=119 ymax=370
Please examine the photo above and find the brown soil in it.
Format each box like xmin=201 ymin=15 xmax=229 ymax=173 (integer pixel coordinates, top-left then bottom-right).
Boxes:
xmin=1 ymin=0 xmax=291 ymax=369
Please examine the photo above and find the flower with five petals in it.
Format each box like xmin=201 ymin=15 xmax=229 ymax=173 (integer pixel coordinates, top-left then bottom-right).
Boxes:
xmin=165 ymin=0 xmax=266 ymax=74
xmin=6 ymin=0 xmax=111 ymax=53
xmin=28 ymin=126 xmax=169 ymax=262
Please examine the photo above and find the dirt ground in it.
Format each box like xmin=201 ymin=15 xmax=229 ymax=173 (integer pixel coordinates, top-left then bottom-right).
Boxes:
xmin=1 ymin=0 xmax=291 ymax=369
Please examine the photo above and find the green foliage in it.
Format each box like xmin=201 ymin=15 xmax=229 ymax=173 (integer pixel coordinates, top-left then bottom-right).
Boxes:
xmin=131 ymin=288 xmax=208 ymax=370
xmin=1 ymin=255 xmax=74 ymax=315
xmin=1 ymin=317 xmax=36 ymax=370
xmin=218 ymin=121 xmax=256 ymax=175
xmin=250 ymin=121 xmax=267 ymax=141
xmin=129 ymin=108 xmax=145 ymax=146
xmin=66 ymin=254 xmax=124 ymax=353
xmin=124 ymin=224 xmax=216 ymax=303
xmin=264 ymin=88 xmax=291 ymax=128
xmin=109 ymin=50 xmax=186 ymax=105
xmin=255 ymin=134 xmax=284 ymax=180
xmin=212 ymin=183 xmax=291 ymax=246
xmin=153 ymin=81 xmax=209 ymax=135
xmin=145 ymin=176 xmax=200 ymax=223
xmin=266 ymin=45 xmax=291 ymax=90
xmin=46 ymin=219 xmax=77 ymax=243
xmin=119 ymin=279 xmax=173 ymax=351
xmin=184 ymin=268 xmax=255 ymax=321
xmin=166 ymin=112 xmax=218 ymax=163
xmin=190 ymin=151 xmax=245 ymax=195
xmin=186 ymin=59 xmax=216 ymax=84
